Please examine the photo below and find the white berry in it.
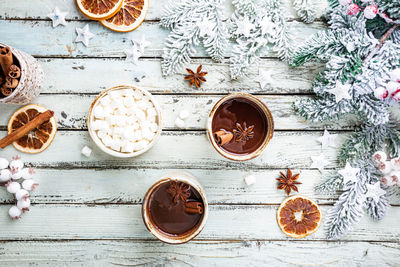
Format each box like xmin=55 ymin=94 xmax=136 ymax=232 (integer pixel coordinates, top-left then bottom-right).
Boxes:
xmin=0 ymin=169 xmax=12 ymax=182
xmin=21 ymin=167 xmax=35 ymax=180
xmin=17 ymin=198 xmax=31 ymax=212
xmin=244 ymin=174 xmax=257 ymax=186
xmin=0 ymin=158 xmax=9 ymax=169
xmin=378 ymin=161 xmax=392 ymax=175
xmin=15 ymin=189 xmax=29 ymax=201
xmin=22 ymin=179 xmax=39 ymax=191
xmin=6 ymin=181 xmax=21 ymax=194
xmin=8 ymin=206 xmax=22 ymax=219
xmin=391 ymin=157 xmax=400 ymax=171
xmin=372 ymin=151 xmax=387 ymax=163
xmin=10 ymin=156 xmax=24 ymax=170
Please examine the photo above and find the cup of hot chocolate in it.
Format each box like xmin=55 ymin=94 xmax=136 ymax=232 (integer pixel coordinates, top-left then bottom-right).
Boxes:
xmin=207 ymin=93 xmax=274 ymax=161
xmin=142 ymin=172 xmax=208 ymax=244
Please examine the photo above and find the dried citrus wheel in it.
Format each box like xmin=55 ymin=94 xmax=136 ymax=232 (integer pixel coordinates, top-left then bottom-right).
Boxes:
xmin=7 ymin=104 xmax=57 ymax=154
xmin=76 ymin=0 xmax=124 ymax=20
xmin=277 ymin=195 xmax=322 ymax=238
xmin=100 ymin=0 xmax=149 ymax=32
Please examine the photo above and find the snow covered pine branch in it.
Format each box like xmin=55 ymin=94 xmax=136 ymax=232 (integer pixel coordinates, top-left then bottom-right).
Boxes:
xmin=291 ymin=0 xmax=400 ymax=239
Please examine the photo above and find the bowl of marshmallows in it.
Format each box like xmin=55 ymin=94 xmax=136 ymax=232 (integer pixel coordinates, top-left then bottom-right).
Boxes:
xmin=88 ymin=85 xmax=162 ymax=158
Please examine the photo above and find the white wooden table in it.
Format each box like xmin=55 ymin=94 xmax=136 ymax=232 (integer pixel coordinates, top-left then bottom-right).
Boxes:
xmin=0 ymin=0 xmax=399 ymax=266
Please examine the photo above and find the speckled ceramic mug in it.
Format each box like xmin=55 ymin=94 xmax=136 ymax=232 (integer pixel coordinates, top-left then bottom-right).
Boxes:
xmin=0 ymin=43 xmax=44 ymax=105
xmin=142 ymin=172 xmax=208 ymax=244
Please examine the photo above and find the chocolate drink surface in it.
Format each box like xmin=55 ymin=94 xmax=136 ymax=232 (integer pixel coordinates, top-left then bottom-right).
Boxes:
xmin=148 ymin=181 xmax=204 ymax=235
xmin=212 ymin=97 xmax=268 ymax=155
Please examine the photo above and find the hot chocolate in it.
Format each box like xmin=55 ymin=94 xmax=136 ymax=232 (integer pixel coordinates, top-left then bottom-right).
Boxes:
xmin=147 ymin=180 xmax=204 ymax=235
xmin=212 ymin=97 xmax=268 ymax=155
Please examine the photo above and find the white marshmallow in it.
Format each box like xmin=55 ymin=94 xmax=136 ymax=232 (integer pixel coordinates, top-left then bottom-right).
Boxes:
xmin=100 ymin=95 xmax=111 ymax=106
xmin=92 ymin=120 xmax=109 ymax=131
xmin=111 ymin=99 xmax=124 ymax=110
xmin=121 ymin=141 xmax=135 ymax=153
xmin=120 ymin=89 xmax=133 ymax=97
xmin=148 ymin=116 xmax=156 ymax=123
xmin=110 ymin=140 xmax=122 ymax=152
xmin=135 ymin=109 xmax=146 ymax=122
xmin=97 ymin=130 xmax=107 ymax=140
xmin=109 ymin=90 xmax=122 ymax=99
xmin=102 ymin=106 xmax=113 ymax=117
xmin=244 ymin=175 xmax=257 ymax=186
xmin=175 ymin=117 xmax=185 ymax=128
xmin=136 ymin=100 xmax=149 ymax=110
xmin=150 ymin=122 xmax=159 ymax=133
xmin=123 ymin=97 xmax=135 ymax=108
xmin=102 ymin=135 xmax=113 ymax=147
xmin=93 ymin=105 xmax=105 ymax=119
xmin=142 ymin=128 xmax=155 ymax=141
xmin=134 ymin=140 xmax=149 ymax=151
xmin=81 ymin=146 xmax=92 ymax=157
xmin=122 ymin=127 xmax=134 ymax=140
xmin=179 ymin=110 xmax=190 ymax=120
xmin=147 ymin=108 xmax=157 ymax=118
xmin=133 ymin=130 xmax=142 ymax=141
xmin=131 ymin=122 xmax=140 ymax=130
xmin=133 ymin=90 xmax=143 ymax=100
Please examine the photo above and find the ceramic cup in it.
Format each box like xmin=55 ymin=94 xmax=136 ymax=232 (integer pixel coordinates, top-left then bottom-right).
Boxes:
xmin=207 ymin=93 xmax=274 ymax=161
xmin=87 ymin=85 xmax=162 ymax=158
xmin=0 ymin=43 xmax=44 ymax=105
xmin=142 ymin=172 xmax=209 ymax=244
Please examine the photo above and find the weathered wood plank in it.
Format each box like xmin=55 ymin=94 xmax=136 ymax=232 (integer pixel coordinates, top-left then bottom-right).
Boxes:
xmin=0 ymin=94 xmax=357 ymax=130
xmin=37 ymin=57 xmax=322 ymax=94
xmin=0 ymin=204 xmax=398 ymax=241
xmin=0 ymin=240 xmax=398 ymax=266
xmin=0 ymin=168 xmax=397 ymax=205
xmin=0 ymin=20 xmax=324 ymax=58
xmin=1 ymin=0 xmax=329 ymax=21
xmin=0 ymin=131 xmax=344 ymax=169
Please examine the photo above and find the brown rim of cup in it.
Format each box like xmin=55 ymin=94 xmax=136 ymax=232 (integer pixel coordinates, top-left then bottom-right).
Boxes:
xmin=141 ymin=172 xmax=209 ymax=244
xmin=207 ymin=93 xmax=274 ymax=161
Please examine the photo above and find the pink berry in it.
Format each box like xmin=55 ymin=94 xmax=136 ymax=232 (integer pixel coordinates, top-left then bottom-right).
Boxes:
xmin=364 ymin=5 xmax=378 ymax=19
xmin=347 ymin=4 xmax=359 ymax=15
xmin=373 ymin=151 xmax=387 ymax=163
xmin=374 ymin=87 xmax=389 ymax=100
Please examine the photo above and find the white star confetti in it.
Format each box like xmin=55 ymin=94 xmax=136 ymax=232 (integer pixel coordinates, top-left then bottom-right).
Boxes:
xmin=235 ymin=17 xmax=255 ymax=38
xmin=125 ymin=43 xmax=142 ymax=64
xmin=75 ymin=24 xmax=95 ymax=47
xmin=47 ymin=7 xmax=68 ymax=28
xmin=365 ymin=181 xmax=386 ymax=203
xmin=132 ymin=35 xmax=151 ymax=54
xmin=257 ymin=69 xmax=274 ymax=89
xmin=310 ymin=153 xmax=330 ymax=172
xmin=317 ymin=129 xmax=337 ymax=149
xmin=338 ymin=162 xmax=360 ymax=185
xmin=327 ymin=81 xmax=352 ymax=103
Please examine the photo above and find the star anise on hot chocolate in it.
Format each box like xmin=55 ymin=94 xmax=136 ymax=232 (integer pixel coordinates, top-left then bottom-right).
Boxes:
xmin=167 ymin=181 xmax=191 ymax=204
xmin=276 ymin=169 xmax=302 ymax=196
xmin=184 ymin=65 xmax=207 ymax=88
xmin=233 ymin=122 xmax=254 ymax=142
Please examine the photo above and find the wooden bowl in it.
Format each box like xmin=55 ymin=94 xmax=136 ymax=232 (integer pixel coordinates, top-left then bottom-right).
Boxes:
xmin=142 ymin=172 xmax=209 ymax=244
xmin=207 ymin=93 xmax=274 ymax=161
xmin=87 ymin=85 xmax=162 ymax=158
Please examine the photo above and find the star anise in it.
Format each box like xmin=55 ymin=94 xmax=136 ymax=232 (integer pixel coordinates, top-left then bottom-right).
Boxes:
xmin=166 ymin=181 xmax=191 ymax=204
xmin=184 ymin=65 xmax=207 ymax=88
xmin=233 ymin=122 xmax=254 ymax=142
xmin=276 ymin=169 xmax=302 ymax=196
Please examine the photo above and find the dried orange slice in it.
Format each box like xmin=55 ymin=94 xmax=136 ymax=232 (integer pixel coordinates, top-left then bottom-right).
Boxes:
xmin=76 ymin=0 xmax=124 ymax=20
xmin=100 ymin=0 xmax=149 ymax=32
xmin=277 ymin=195 xmax=321 ymax=238
xmin=7 ymin=104 xmax=57 ymax=154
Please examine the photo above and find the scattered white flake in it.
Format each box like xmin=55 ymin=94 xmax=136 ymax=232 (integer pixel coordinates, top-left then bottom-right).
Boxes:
xmin=81 ymin=146 xmax=92 ymax=157
xmin=47 ymin=7 xmax=68 ymax=28
xmin=175 ymin=117 xmax=185 ymax=128
xmin=244 ymin=175 xmax=257 ymax=186
xmin=179 ymin=110 xmax=190 ymax=120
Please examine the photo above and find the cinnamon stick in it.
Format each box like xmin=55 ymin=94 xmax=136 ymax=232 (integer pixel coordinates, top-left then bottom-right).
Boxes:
xmin=0 ymin=47 xmax=13 ymax=77
xmin=5 ymin=77 xmax=18 ymax=89
xmin=214 ymin=130 xmax=233 ymax=146
xmin=8 ymin=65 xmax=21 ymax=79
xmin=184 ymin=201 xmax=204 ymax=215
xmin=1 ymin=85 xmax=13 ymax=97
xmin=0 ymin=110 xmax=54 ymax=149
